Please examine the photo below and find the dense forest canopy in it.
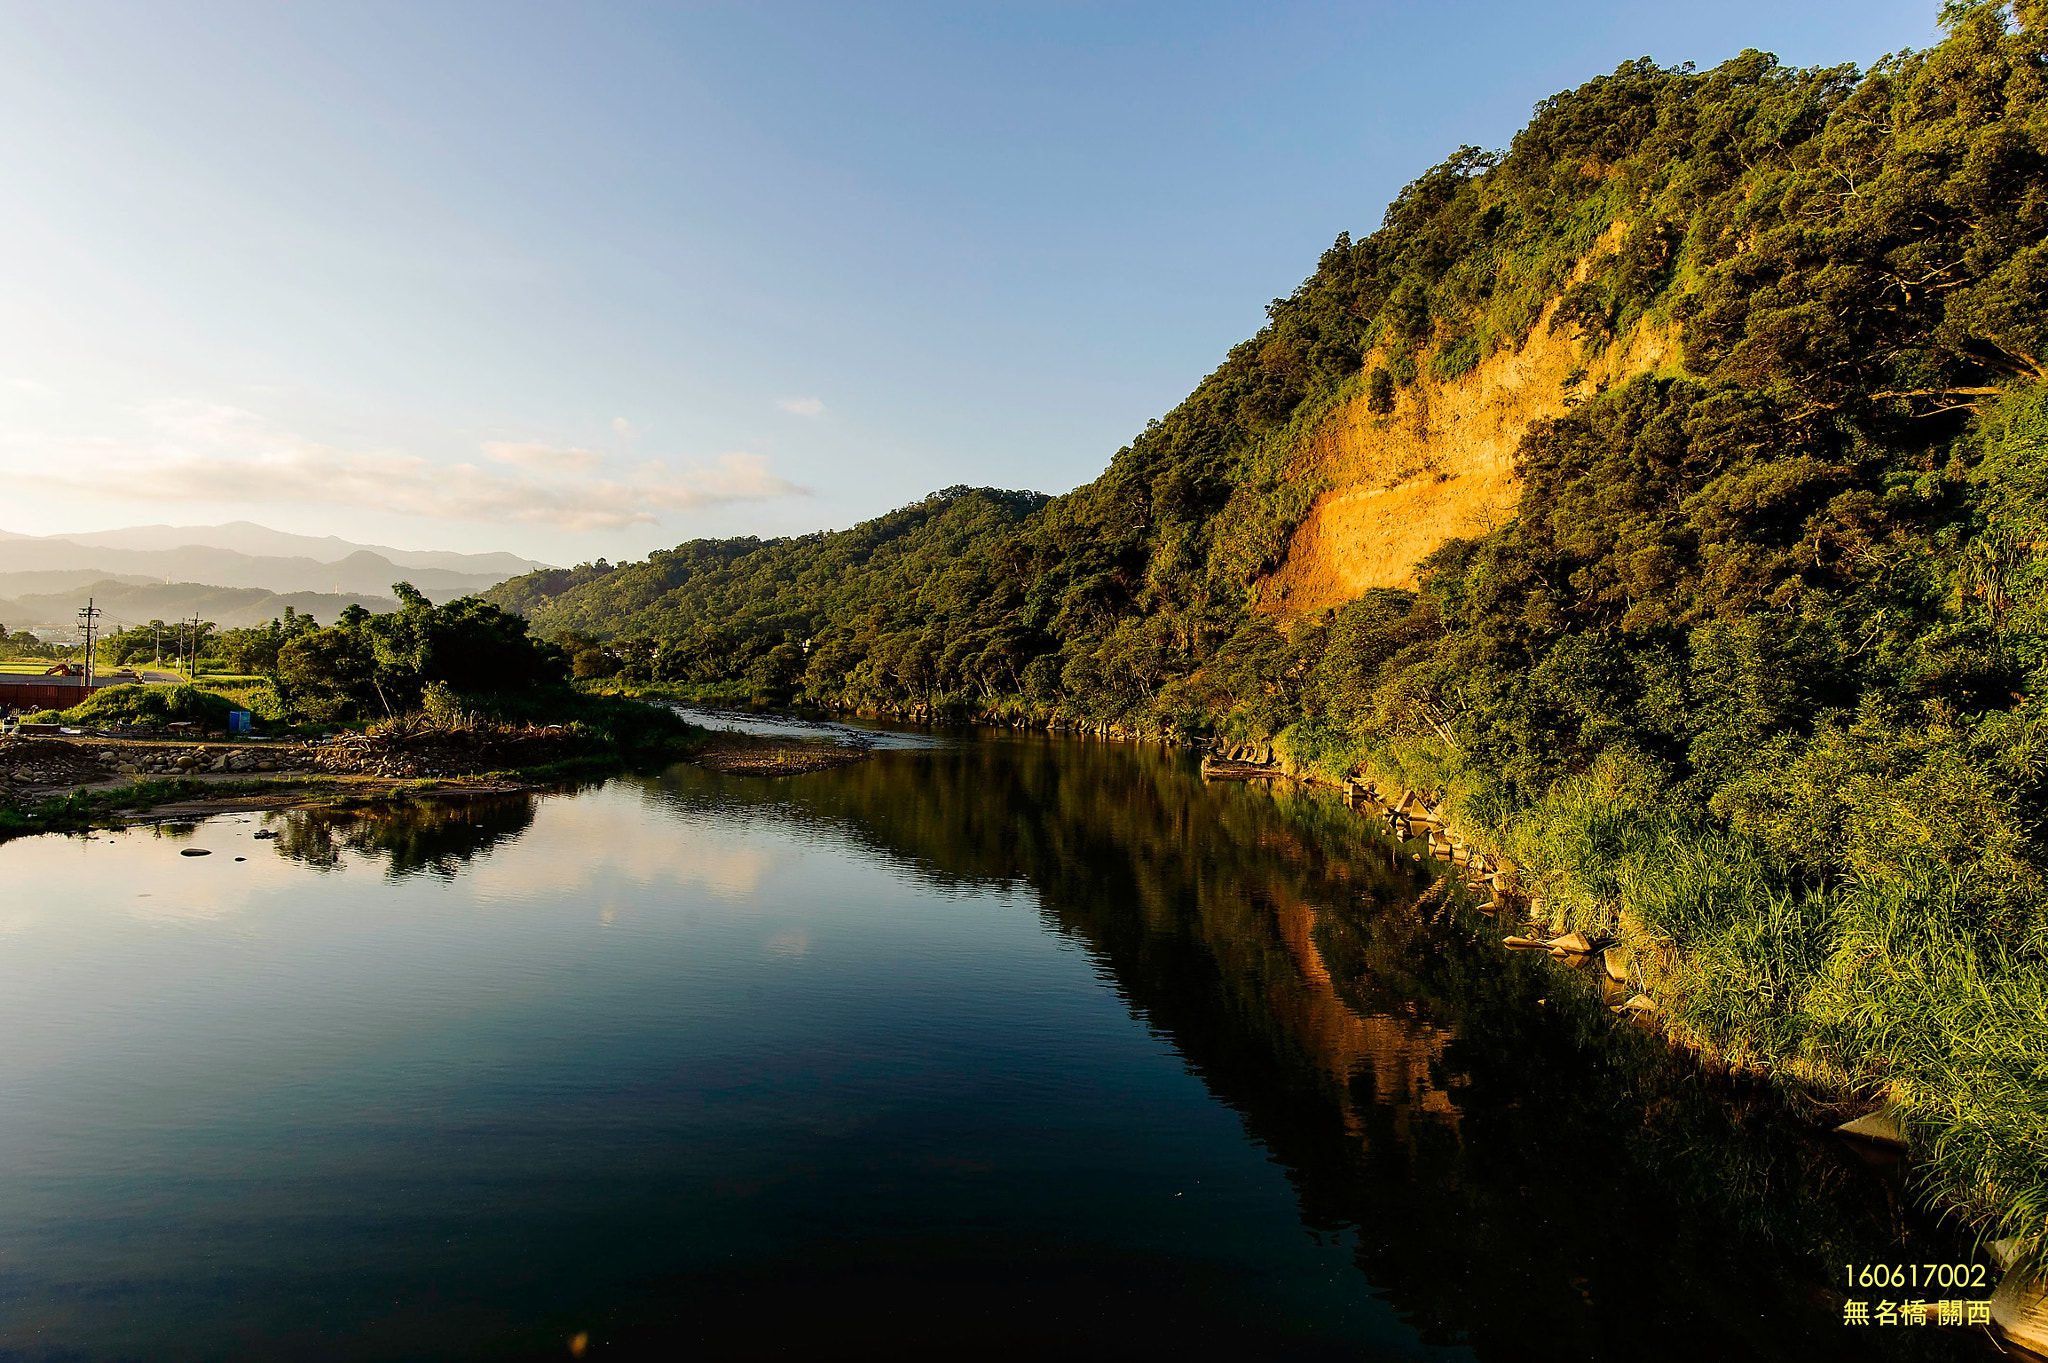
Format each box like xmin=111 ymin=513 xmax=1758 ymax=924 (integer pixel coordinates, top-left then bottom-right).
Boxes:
xmin=483 ymin=3 xmax=2048 ymax=1257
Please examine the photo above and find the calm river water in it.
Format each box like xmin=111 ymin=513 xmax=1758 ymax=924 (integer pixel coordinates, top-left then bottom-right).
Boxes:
xmin=0 ymin=728 xmax=1982 ymax=1360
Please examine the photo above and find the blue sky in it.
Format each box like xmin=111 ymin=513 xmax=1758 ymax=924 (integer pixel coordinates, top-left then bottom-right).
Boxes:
xmin=0 ymin=0 xmax=1941 ymax=565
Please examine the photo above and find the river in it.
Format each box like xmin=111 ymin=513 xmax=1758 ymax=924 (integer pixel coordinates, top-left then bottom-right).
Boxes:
xmin=0 ymin=724 xmax=1983 ymax=1359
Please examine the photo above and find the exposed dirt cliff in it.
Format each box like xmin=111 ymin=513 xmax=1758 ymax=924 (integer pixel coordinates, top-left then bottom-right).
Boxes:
xmin=1259 ymin=246 xmax=1680 ymax=615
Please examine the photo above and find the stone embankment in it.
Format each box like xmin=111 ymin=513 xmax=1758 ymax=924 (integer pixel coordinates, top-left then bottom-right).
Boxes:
xmin=0 ymin=735 xmax=316 ymax=797
xmin=0 ymin=722 xmax=580 ymax=804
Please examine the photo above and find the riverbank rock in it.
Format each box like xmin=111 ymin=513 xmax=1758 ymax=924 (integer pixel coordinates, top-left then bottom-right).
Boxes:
xmin=1200 ymin=756 xmax=1288 ymax=781
xmin=1834 ymin=1110 xmax=1908 ymax=1150
xmin=694 ymin=737 xmax=870 ymax=777
xmin=1991 ymin=1270 xmax=2048 ymax=1355
xmin=0 ymin=738 xmax=115 ymax=794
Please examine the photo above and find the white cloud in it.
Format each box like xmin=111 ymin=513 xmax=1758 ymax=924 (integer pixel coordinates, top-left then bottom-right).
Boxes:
xmin=611 ymin=416 xmax=638 ymax=437
xmin=7 ymin=402 xmax=806 ymax=532
xmin=481 ymin=441 xmax=603 ymax=474
xmin=778 ymin=396 xmax=825 ymax=418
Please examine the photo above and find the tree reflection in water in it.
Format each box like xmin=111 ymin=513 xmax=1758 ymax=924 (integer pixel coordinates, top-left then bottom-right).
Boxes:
xmin=268 ymin=792 xmax=541 ymax=878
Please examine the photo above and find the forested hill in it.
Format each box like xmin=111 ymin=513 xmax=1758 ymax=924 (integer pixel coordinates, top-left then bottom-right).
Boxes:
xmin=486 ymin=486 xmax=1049 ymax=687
xmin=488 ymin=4 xmax=2048 ymax=1259
xmin=494 ymin=5 xmax=2048 ymax=765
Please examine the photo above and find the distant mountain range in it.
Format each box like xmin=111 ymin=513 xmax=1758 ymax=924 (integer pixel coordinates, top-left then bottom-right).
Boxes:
xmin=0 ymin=522 xmax=551 ymax=625
xmin=10 ymin=521 xmax=542 ymax=576
xmin=0 ymin=582 xmax=403 ymax=633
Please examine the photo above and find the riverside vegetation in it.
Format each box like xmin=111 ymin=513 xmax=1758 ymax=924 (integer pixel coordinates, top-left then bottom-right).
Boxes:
xmin=1 ymin=586 xmax=701 ymax=839
xmin=482 ymin=6 xmax=2048 ymax=1267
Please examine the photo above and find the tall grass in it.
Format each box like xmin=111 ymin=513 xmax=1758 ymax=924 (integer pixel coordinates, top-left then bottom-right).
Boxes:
xmin=1806 ymin=866 xmax=2048 ymax=1267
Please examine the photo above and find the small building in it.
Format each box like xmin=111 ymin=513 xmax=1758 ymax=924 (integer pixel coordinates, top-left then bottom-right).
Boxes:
xmin=0 ymin=672 xmax=131 ymax=712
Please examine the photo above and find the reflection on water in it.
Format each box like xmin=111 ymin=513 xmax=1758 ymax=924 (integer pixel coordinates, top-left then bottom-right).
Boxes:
xmin=0 ymin=731 xmax=1980 ymax=1360
xmin=270 ymin=792 xmax=540 ymax=877
xmin=634 ymin=738 xmax=1977 ymax=1361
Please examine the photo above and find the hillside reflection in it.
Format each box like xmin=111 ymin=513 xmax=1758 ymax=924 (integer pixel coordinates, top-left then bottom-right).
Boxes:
xmin=282 ymin=735 xmax=1973 ymax=1361
xmin=641 ymin=734 xmax=1971 ymax=1363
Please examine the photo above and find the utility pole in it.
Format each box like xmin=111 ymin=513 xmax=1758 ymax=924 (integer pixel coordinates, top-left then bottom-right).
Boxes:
xmin=77 ymin=598 xmax=101 ymax=690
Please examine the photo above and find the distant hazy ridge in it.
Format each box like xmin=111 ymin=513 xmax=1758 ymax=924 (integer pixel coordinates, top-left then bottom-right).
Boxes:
xmin=0 ymin=522 xmax=547 ymax=628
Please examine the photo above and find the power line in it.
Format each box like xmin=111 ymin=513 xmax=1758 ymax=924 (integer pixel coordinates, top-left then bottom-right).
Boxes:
xmin=77 ymin=598 xmax=102 ymax=690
